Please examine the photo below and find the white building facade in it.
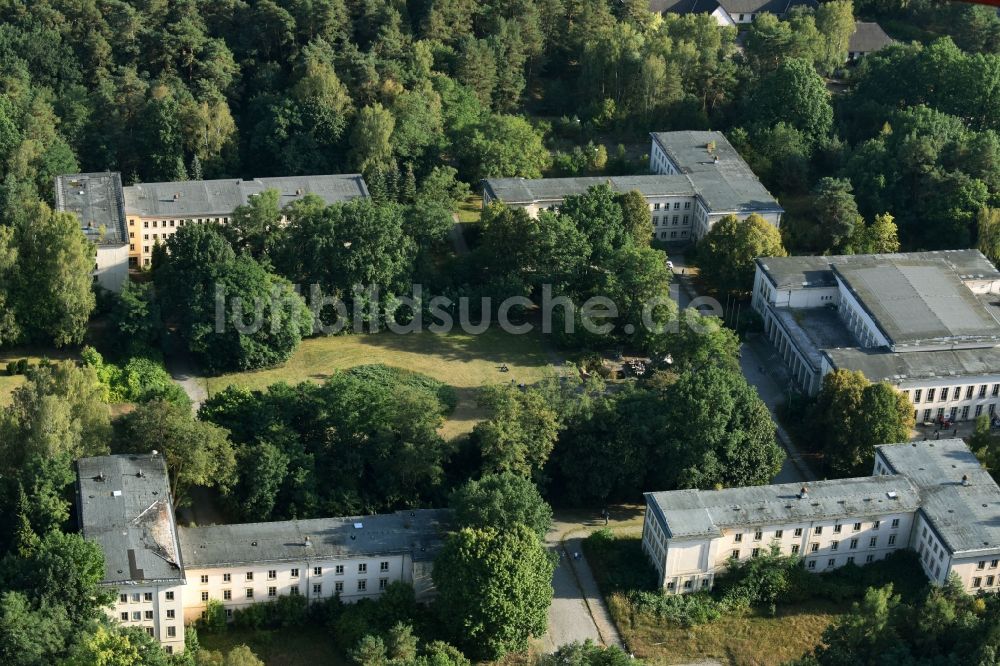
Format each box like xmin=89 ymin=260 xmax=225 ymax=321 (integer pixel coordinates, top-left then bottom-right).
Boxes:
xmin=483 ymin=131 xmax=783 ymax=244
xmin=644 ymin=439 xmax=1000 ymax=595
xmin=76 ymin=454 xmax=445 ymax=653
xmin=751 ymin=251 xmax=1000 ymax=407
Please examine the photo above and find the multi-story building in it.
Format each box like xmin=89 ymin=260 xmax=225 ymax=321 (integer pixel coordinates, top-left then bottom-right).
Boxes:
xmin=76 ymin=454 xmax=446 ymax=653
xmin=751 ymin=251 xmax=1000 ymax=417
xmin=649 ymin=0 xmax=818 ymax=27
xmin=482 ymin=131 xmax=782 ymax=243
xmin=56 ymin=172 xmax=370 ymax=289
xmin=643 ymin=439 xmax=1000 ymax=594
xmin=54 ymin=172 xmax=130 ymax=292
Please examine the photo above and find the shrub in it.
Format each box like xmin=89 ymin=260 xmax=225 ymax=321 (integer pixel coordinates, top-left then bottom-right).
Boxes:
xmin=346 ymin=364 xmax=457 ymax=414
xmin=629 ymin=590 xmax=721 ymax=627
xmin=231 ymin=594 xmax=309 ymax=630
xmin=198 ymin=600 xmax=227 ymax=634
xmin=583 ymin=530 xmax=658 ymax=593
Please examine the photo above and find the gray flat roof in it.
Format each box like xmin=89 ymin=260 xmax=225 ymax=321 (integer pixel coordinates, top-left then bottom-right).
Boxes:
xmin=178 ymin=509 xmax=448 ymax=568
xmin=76 ymin=455 xmax=184 ymax=586
xmin=484 ymin=175 xmax=696 ymax=205
xmin=850 ymin=21 xmax=893 ymax=54
xmin=770 ymin=305 xmax=857 ymax=371
xmin=878 ymin=440 xmax=1000 ymax=554
xmin=650 ymin=131 xmax=783 ymax=214
xmin=834 ymin=259 xmax=1000 ymax=345
xmin=646 ymin=475 xmax=921 ymax=539
xmin=55 ymin=173 xmax=128 ymax=246
xmin=123 ymin=174 xmax=369 ymax=218
xmin=757 ymin=250 xmax=1000 ymax=292
xmin=824 ymin=345 xmax=1000 ymax=383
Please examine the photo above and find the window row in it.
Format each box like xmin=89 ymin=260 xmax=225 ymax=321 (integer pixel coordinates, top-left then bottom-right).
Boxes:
xmin=197 ymin=561 xmax=391 ymax=584
xmin=907 ymin=384 xmax=1000 ymax=404
xmin=198 ymin=578 xmax=391 ymax=601
xmin=732 ymin=519 xmax=899 ymax=542
xmin=132 ymin=217 xmax=228 ymax=228
xmin=651 ymin=201 xmax=692 ymax=211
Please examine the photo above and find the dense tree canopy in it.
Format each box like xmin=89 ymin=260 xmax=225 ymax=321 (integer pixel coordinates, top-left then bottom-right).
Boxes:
xmin=697 ymin=213 xmax=786 ymax=295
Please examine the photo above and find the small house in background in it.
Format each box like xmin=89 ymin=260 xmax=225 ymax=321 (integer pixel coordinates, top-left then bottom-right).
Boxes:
xmin=649 ymin=0 xmax=818 ymax=27
xmin=848 ymin=21 xmax=894 ymax=62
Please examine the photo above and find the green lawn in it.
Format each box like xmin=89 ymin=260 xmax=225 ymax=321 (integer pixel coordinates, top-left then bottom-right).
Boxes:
xmin=197 ymin=627 xmax=344 ymax=666
xmin=456 ymin=194 xmax=482 ymax=223
xmin=204 ymin=328 xmax=559 ymax=439
xmin=0 ymin=348 xmax=80 ymax=407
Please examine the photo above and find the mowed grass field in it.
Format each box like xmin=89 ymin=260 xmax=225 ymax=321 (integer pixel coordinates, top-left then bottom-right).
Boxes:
xmin=204 ymin=328 xmax=559 ymax=439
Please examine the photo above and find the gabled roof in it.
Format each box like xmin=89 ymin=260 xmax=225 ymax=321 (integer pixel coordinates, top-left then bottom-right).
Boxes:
xmin=650 ymin=0 xmax=816 ymax=16
xmin=849 ymin=21 xmax=894 ymax=54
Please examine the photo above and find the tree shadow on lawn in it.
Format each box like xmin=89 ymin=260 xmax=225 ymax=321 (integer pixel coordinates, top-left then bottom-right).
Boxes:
xmin=357 ymin=327 xmax=552 ymax=368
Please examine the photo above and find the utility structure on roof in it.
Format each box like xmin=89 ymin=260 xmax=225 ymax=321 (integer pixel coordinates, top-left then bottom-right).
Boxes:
xmin=751 ymin=250 xmax=1000 ymax=425
xmin=482 ymin=130 xmax=782 ymax=244
xmin=643 ymin=439 xmax=1000 ymax=594
xmin=55 ymin=172 xmax=370 ymax=289
xmin=76 ymin=454 xmax=446 ymax=654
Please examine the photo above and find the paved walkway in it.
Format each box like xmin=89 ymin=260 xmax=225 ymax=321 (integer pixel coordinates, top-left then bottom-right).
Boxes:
xmin=166 ymin=349 xmax=207 ymax=411
xmin=540 ymin=519 xmax=625 ymax=652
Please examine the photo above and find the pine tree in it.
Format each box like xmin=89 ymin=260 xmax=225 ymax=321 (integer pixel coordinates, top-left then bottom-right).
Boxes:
xmin=172 ymin=156 xmax=188 ymax=181
xmin=190 ymin=154 xmax=203 ymax=181
xmin=14 ymin=484 xmax=39 ymax=558
xmin=401 ymin=163 xmax=417 ymax=204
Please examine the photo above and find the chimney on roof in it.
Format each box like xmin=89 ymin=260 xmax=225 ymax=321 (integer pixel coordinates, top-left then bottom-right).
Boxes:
xmin=295 ymin=188 xmax=303 ymax=195
xmin=304 ymin=536 xmax=312 ymax=548
xmin=962 ymin=474 xmax=969 ymax=486
xmin=713 ymin=154 xmax=720 ymax=164
xmin=799 ymin=486 xmax=809 ymax=499
xmin=173 ymin=192 xmax=180 ymax=200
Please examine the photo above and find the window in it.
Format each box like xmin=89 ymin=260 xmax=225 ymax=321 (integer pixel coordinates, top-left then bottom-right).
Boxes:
xmin=973 ymin=577 xmax=982 ymax=588
xmin=200 ymin=575 xmax=209 ymax=584
xmin=683 ymin=215 xmax=689 ymax=224
xmin=290 ymin=586 xmax=300 ymax=596
xmin=927 ymin=388 xmax=936 ymax=402
xmin=246 ymin=589 xmax=254 ymax=599
xmin=223 ymin=590 xmax=231 ymax=600
xmin=976 ymin=405 xmax=984 ymax=417
xmin=145 ymin=628 xmax=154 ymax=637
xmin=674 ymin=202 xmax=680 ymax=210
xmin=963 ymin=405 xmax=971 ymax=419
xmin=994 ymin=384 xmax=1000 ymax=397
xmin=167 ymin=609 xmax=175 ymax=619
xmin=683 ymin=580 xmax=693 ymax=590
xmin=774 ymin=529 xmax=783 ymax=539
xmin=791 ymin=545 xmax=800 ymax=554
xmin=201 ymin=591 xmax=209 ymax=602
xmin=891 ymin=519 xmax=900 ymax=528
xmin=225 ymin=609 xmax=233 ymax=619
xmin=992 ymin=560 xmax=999 ymax=568
xmin=981 ymin=385 xmax=988 ymax=399
xmin=167 ymin=626 xmax=176 ymax=638
xmin=119 ymin=594 xmax=128 ymax=603
xmin=734 ymin=533 xmax=743 ymax=542
xmin=666 ymin=581 xmax=676 ymax=591
xmin=865 ymin=555 xmax=874 ymax=563
xmin=291 ymin=568 xmax=299 ymax=578
xmin=752 ymin=548 xmax=761 ymax=557
xmin=246 ymin=572 xmax=254 ymax=581
xmin=670 ymin=231 xmax=677 ymax=239
xmin=979 ymin=561 xmax=987 ymax=570
xmin=268 ymin=570 xmax=276 ymax=580
xmin=833 ymin=524 xmax=842 ymax=534
xmin=654 ymin=203 xmax=660 ymax=210
xmin=873 ymin=520 xmax=881 ymax=530
xmin=314 ymin=566 xmax=323 ymax=576
xmin=850 ymin=539 xmax=859 ymax=549
xmin=313 ymin=584 xmax=322 ymax=595
xmin=143 ymin=221 xmax=148 ymax=228
xmin=888 ymin=535 xmax=896 ymax=546
xmin=132 ymin=611 xmax=142 ymax=621
xmin=810 ymin=543 xmax=819 ymax=553
xmin=847 ymin=556 xmax=855 ymax=564
xmin=143 ymin=592 xmax=153 ymax=602
xmin=358 ymin=563 xmax=367 ymax=573
xmin=335 ymin=581 xmax=344 ymax=593
xmin=152 ymin=220 xmax=158 ymax=228
xmin=223 ymin=573 xmax=231 ymax=583
xmin=335 ymin=564 xmax=345 ymax=575
xmin=652 ymin=216 xmax=658 ymax=225
xmin=967 ymin=386 xmax=975 ymax=399
xmin=924 ymin=409 xmax=932 ymax=421
xmin=828 ymin=558 xmax=836 ymax=568
xmin=814 ymin=526 xmax=823 ymax=535
xmin=268 ymin=587 xmax=277 ymax=598
xmin=380 ymin=561 xmax=389 ymax=572
xmin=794 ymin=528 xmax=803 ymax=537
xmin=732 ymin=549 xmax=740 ymax=559
xmin=914 ymin=389 xmax=922 ymax=403
xmin=869 ymin=537 xmax=878 ymax=548
xmin=807 ymin=560 xmax=816 ymax=569
xmin=831 ymin=540 xmax=839 ymax=551
xmin=853 ymin=522 xmax=862 ymax=532
xmin=941 ymin=388 xmax=950 ymax=401
xmin=684 ymin=201 xmax=691 ymax=209
xmin=672 ymin=215 xmax=679 ymax=225
xmin=754 ymin=530 xmax=762 ymax=541
xmin=379 ymin=578 xmax=389 ymax=590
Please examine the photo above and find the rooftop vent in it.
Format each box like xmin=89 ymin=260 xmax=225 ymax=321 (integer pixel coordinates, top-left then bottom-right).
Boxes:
xmin=304 ymin=536 xmax=312 ymax=548
xmin=295 ymin=188 xmax=303 ymax=195
xmin=95 ymin=473 xmax=106 ymax=482
xmin=173 ymin=193 xmax=180 ymax=200
xmin=251 ymin=540 xmax=258 ymax=547
xmin=963 ymin=474 xmax=970 ymax=487
xmin=354 ymin=522 xmax=364 ymax=529
xmin=799 ymin=486 xmax=809 ymax=499
xmin=887 ymin=491 xmax=898 ymax=499
xmin=136 ymin=470 xmax=144 ymax=478
xmin=112 ymin=490 xmax=122 ymax=498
